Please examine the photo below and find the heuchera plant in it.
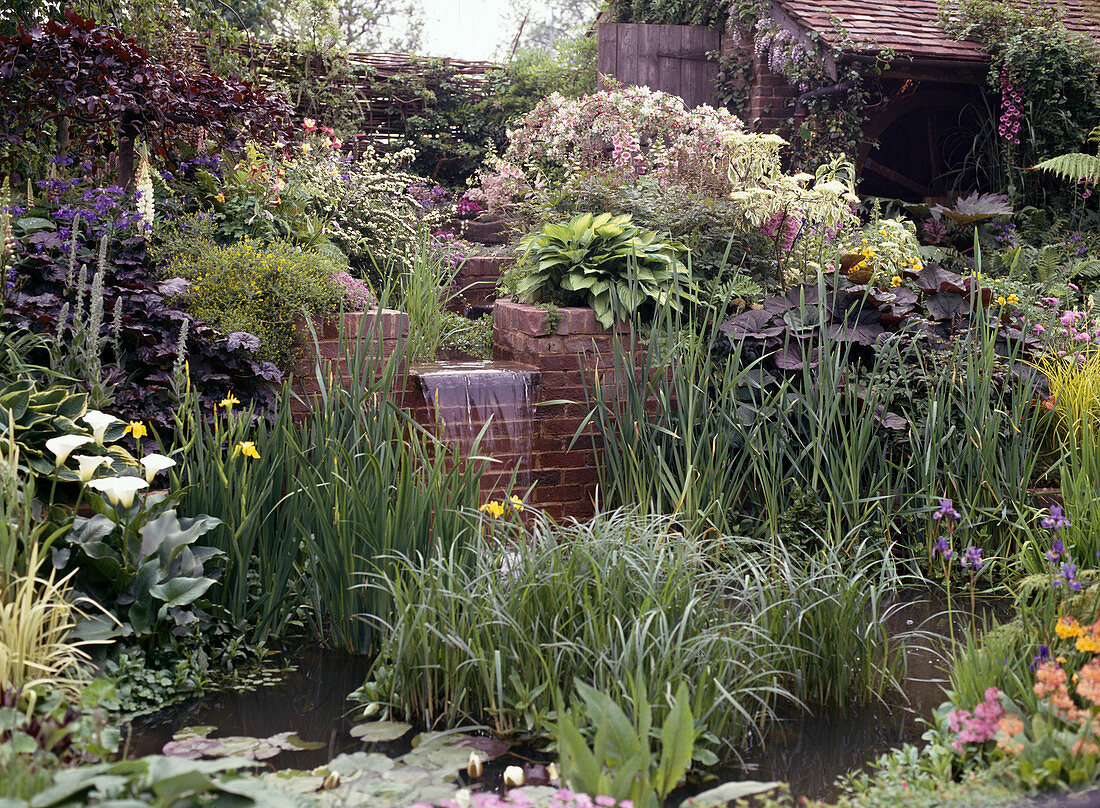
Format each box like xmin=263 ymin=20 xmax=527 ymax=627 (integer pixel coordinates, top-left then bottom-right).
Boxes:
xmin=3 ymin=177 xmax=281 ymax=428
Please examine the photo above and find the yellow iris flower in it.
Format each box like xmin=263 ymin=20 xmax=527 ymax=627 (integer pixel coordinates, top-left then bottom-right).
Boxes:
xmin=236 ymin=441 xmax=260 ymax=460
xmin=480 ymin=500 xmax=505 ymax=519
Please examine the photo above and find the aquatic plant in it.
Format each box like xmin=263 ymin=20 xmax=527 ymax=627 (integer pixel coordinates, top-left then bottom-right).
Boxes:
xmin=361 ymin=509 xmax=787 ymax=753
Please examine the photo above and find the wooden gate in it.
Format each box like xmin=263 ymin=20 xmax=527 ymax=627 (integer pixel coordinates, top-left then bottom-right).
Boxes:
xmin=596 ymin=23 xmax=721 ymax=109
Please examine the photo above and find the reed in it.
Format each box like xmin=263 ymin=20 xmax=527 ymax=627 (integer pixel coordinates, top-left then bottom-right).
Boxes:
xmin=175 ymin=296 xmax=486 ymax=652
xmin=365 ymin=509 xmax=788 ymax=753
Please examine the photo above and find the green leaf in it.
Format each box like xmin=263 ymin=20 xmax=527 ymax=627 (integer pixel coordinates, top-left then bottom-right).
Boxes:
xmin=655 ymin=682 xmax=694 ymax=798
xmin=150 ymin=576 xmax=215 ymax=610
xmin=680 ymin=781 xmax=782 ymax=807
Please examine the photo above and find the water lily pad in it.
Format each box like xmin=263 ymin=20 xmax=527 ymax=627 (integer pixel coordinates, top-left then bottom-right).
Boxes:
xmin=349 ymin=721 xmax=412 ymax=743
xmin=163 ymin=738 xmax=225 ymax=759
xmin=681 ymin=780 xmax=782 ymax=808
xmin=173 ymin=726 xmax=217 ymax=740
xmin=326 ymin=752 xmax=396 ymax=778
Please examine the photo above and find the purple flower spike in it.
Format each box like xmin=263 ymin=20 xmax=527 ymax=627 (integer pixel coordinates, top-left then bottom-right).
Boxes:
xmin=934 ymin=536 xmax=954 ymax=561
xmin=961 ymin=545 xmax=984 ymax=571
xmin=1041 ymin=505 xmax=1071 ymax=533
xmin=933 ymin=498 xmax=961 ymax=522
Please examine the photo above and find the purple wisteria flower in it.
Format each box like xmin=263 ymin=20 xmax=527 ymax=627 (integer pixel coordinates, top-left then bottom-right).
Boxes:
xmin=1041 ymin=505 xmax=1071 ymax=532
xmin=933 ymin=498 xmax=961 ymax=522
xmin=934 ymin=536 xmax=954 ymax=561
xmin=961 ymin=546 xmax=984 ymax=571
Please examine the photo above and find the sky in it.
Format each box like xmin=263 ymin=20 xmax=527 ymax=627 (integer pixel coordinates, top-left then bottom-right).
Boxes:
xmin=416 ymin=0 xmax=515 ymax=61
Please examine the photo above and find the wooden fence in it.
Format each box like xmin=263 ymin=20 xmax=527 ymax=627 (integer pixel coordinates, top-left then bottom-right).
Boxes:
xmin=184 ymin=33 xmax=497 ymax=145
xmin=596 ymin=22 xmax=720 ymax=109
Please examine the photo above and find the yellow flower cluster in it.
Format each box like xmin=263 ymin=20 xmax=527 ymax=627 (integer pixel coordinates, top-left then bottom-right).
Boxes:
xmin=479 ymin=495 xmax=525 ymax=519
xmin=849 ymin=218 xmax=923 ymax=287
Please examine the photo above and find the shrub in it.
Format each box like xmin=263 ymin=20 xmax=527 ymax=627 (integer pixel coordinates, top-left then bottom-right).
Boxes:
xmin=4 ymin=181 xmax=281 ymax=429
xmin=294 ymin=145 xmax=435 ymax=287
xmin=474 ymin=85 xmax=860 ymax=289
xmin=166 ymin=238 xmax=341 ymax=365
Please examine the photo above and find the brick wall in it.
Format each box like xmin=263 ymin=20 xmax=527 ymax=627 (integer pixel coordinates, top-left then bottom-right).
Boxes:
xmin=450 ymin=255 xmax=514 ymax=315
xmin=290 ymin=302 xmax=636 ymax=521
xmin=288 ymin=309 xmax=409 ymax=417
xmin=748 ymin=52 xmax=796 ymax=134
xmin=493 ymin=300 xmax=635 ymax=520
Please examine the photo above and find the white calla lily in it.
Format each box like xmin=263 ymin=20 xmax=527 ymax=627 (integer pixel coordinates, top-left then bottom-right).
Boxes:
xmin=140 ymin=453 xmax=176 ymax=483
xmin=87 ymin=476 xmax=148 ymax=508
xmin=72 ymin=454 xmax=113 ymax=482
xmin=81 ymin=410 xmax=121 ymax=445
xmin=45 ymin=435 xmax=93 ymax=466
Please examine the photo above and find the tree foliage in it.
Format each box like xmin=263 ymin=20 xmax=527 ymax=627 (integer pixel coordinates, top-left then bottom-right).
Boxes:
xmin=0 ymin=10 xmax=292 ymax=184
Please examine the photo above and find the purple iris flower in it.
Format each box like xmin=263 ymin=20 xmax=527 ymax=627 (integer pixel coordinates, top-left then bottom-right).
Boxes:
xmin=1041 ymin=505 xmax=1071 ymax=532
xmin=934 ymin=536 xmax=954 ymax=561
xmin=1031 ymin=644 xmax=1050 ymax=670
xmin=1045 ymin=537 xmax=1066 ymax=564
xmin=1056 ymin=562 xmax=1083 ymax=592
xmin=961 ymin=545 xmax=983 ymax=571
xmin=932 ymin=498 xmax=961 ymax=522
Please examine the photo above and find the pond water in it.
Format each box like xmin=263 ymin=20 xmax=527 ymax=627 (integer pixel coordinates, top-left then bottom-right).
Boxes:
xmin=127 ymin=593 xmax=999 ymax=803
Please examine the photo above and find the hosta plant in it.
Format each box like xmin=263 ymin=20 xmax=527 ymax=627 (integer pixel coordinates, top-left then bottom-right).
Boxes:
xmin=515 ymin=213 xmax=693 ymax=328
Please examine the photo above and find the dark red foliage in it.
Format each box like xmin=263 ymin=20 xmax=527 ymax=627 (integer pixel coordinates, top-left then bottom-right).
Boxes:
xmin=0 ymin=11 xmax=291 ymax=176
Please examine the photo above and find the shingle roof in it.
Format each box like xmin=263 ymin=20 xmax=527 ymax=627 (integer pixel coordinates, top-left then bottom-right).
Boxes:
xmin=774 ymin=0 xmax=1100 ymax=62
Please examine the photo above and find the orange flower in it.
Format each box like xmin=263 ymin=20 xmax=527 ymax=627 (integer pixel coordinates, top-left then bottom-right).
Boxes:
xmin=1057 ymin=615 xmax=1083 ymax=639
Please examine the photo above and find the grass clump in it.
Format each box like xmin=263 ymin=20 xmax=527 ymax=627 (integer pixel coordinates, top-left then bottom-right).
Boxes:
xmin=360 ymin=509 xmax=912 ymax=758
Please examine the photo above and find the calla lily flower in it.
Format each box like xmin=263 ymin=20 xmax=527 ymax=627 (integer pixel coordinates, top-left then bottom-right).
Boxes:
xmin=140 ymin=453 xmax=177 ymax=483
xmin=87 ymin=476 xmax=148 ymax=508
xmin=81 ymin=410 xmax=121 ymax=445
xmin=72 ymin=454 xmax=113 ymax=482
xmin=46 ymin=435 xmax=93 ymax=466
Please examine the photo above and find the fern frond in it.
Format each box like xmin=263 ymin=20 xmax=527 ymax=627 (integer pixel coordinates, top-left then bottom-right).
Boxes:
xmin=1071 ymin=258 xmax=1100 ymax=281
xmin=1032 ymin=153 xmax=1100 ymax=185
xmin=1034 ymin=245 xmax=1061 ymax=283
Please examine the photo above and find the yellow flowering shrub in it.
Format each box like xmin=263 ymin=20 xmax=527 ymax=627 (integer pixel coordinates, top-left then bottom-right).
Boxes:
xmin=846 ymin=217 xmax=923 ymax=287
xmin=167 ymin=238 xmax=341 ymax=365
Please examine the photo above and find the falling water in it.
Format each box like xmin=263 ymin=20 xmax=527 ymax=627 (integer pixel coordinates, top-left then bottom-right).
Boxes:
xmin=412 ymin=360 xmax=538 ymax=489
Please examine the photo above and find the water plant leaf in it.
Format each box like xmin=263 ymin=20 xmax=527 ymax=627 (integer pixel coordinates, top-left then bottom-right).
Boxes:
xmin=681 ymin=780 xmax=782 ymax=807
xmin=455 ymin=735 xmax=509 ymax=759
xmin=349 ymin=721 xmax=412 ymax=743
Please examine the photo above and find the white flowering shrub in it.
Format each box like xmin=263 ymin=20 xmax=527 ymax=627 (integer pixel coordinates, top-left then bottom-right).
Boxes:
xmin=473 ymin=85 xmax=860 ymax=287
xmin=295 ymin=145 xmax=436 ymax=287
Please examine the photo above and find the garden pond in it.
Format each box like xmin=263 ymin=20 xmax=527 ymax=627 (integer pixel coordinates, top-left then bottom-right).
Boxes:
xmin=124 ymin=595 xmax=1001 ymax=802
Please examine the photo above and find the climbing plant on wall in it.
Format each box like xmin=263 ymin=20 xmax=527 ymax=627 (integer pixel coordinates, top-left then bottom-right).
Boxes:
xmin=717 ymin=0 xmax=892 ymax=172
xmin=937 ymin=0 xmax=1100 ymax=205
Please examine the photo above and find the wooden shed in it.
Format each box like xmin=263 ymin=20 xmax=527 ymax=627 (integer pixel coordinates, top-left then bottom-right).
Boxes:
xmin=598 ymin=0 xmax=1100 ymax=200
